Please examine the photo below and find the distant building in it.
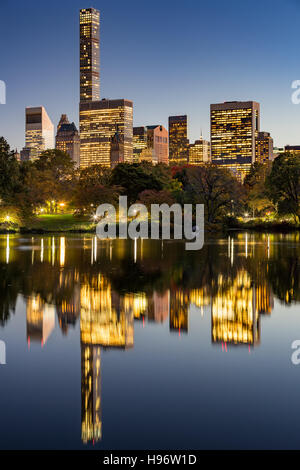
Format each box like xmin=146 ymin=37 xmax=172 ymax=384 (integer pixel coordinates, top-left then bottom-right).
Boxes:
xmin=80 ymin=8 xmax=100 ymax=102
xmin=210 ymin=101 xmax=260 ymax=180
xmin=133 ymin=126 xmax=148 ymax=162
xmin=168 ymin=115 xmax=189 ymax=165
xmin=56 ymin=114 xmax=80 ymax=167
xmin=146 ymin=125 xmax=168 ymax=165
xmin=20 ymin=147 xmax=32 ymax=162
xmin=133 ymin=125 xmax=168 ymax=164
xmin=14 ymin=149 xmax=20 ymax=161
xmin=80 ymin=99 xmax=133 ymax=168
xmin=255 ymin=131 xmax=273 ymax=163
xmin=23 ymin=106 xmax=54 ymax=160
xmin=110 ymin=127 xmax=125 ymax=168
xmin=189 ymin=138 xmax=211 ymax=165
xmin=285 ymin=145 xmax=300 ymax=156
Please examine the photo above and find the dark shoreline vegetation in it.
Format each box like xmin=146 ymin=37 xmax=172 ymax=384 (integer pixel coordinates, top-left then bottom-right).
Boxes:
xmin=1 ymin=136 xmax=300 ymax=234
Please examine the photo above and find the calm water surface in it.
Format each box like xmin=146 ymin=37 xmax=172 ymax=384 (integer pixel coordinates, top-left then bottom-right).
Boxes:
xmin=0 ymin=233 xmax=300 ymax=450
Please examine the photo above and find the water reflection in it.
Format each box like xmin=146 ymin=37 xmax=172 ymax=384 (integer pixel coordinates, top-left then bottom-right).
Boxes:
xmin=0 ymin=232 xmax=299 ymax=445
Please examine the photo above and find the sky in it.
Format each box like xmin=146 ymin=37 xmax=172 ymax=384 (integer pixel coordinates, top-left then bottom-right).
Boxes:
xmin=0 ymin=0 xmax=300 ymax=151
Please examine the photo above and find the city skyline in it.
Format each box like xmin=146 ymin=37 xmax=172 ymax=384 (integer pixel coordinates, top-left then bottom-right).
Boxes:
xmin=1 ymin=0 xmax=300 ymax=152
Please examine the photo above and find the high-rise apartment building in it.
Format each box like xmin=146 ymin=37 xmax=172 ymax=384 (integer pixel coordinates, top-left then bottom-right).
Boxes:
xmin=80 ymin=8 xmax=100 ymax=102
xmin=80 ymin=99 xmax=133 ymax=168
xmin=23 ymin=106 xmax=54 ymax=160
xmin=56 ymin=114 xmax=80 ymax=168
xmin=189 ymin=138 xmax=211 ymax=165
xmin=79 ymin=9 xmax=133 ymax=168
xmin=133 ymin=127 xmax=148 ymax=162
xmin=133 ymin=126 xmax=168 ymax=164
xmin=255 ymin=131 xmax=273 ymax=163
xmin=168 ymin=115 xmax=189 ymax=165
xmin=210 ymin=101 xmax=260 ymax=180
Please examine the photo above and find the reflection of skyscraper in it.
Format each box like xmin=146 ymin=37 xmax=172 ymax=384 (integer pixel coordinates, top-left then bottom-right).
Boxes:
xmin=80 ymin=275 xmax=134 ymax=349
xmin=56 ymin=283 xmax=80 ymax=335
xmin=170 ymin=289 xmax=189 ymax=333
xmin=148 ymin=291 xmax=170 ymax=323
xmin=81 ymin=344 xmax=102 ymax=444
xmin=211 ymin=271 xmax=260 ymax=346
xmin=26 ymin=295 xmax=55 ymax=346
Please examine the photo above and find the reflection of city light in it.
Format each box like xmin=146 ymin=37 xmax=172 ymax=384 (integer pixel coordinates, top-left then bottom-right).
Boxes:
xmin=41 ymin=238 xmax=44 ymax=263
xmin=6 ymin=234 xmax=9 ymax=264
xmin=60 ymin=237 xmax=65 ymax=266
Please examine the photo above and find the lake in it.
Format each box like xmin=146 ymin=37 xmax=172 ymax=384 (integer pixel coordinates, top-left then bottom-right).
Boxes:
xmin=0 ymin=232 xmax=299 ymax=450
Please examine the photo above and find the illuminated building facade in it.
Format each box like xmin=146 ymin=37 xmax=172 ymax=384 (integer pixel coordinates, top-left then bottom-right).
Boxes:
xmin=210 ymin=101 xmax=260 ymax=180
xmin=255 ymin=131 xmax=273 ymax=163
xmin=189 ymin=138 xmax=211 ymax=165
xmin=146 ymin=125 xmax=169 ymax=165
xmin=168 ymin=115 xmax=189 ymax=164
xmin=23 ymin=106 xmax=54 ymax=160
xmin=80 ymin=8 xmax=100 ymax=102
xmin=133 ymin=127 xmax=148 ymax=162
xmin=110 ymin=126 xmax=125 ymax=168
xmin=285 ymin=145 xmax=300 ymax=155
xmin=80 ymin=99 xmax=133 ymax=168
xmin=133 ymin=125 xmax=168 ymax=164
xmin=55 ymin=114 xmax=80 ymax=168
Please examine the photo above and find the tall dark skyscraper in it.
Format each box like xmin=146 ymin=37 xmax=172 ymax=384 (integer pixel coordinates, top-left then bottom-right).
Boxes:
xmin=80 ymin=8 xmax=100 ymax=102
xmin=168 ymin=115 xmax=189 ymax=165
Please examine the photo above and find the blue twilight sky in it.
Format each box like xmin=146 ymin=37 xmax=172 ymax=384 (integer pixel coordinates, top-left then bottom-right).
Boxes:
xmin=0 ymin=0 xmax=300 ymax=151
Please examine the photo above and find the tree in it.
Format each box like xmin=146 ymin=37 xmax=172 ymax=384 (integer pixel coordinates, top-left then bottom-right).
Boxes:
xmin=186 ymin=165 xmax=246 ymax=223
xmin=266 ymin=153 xmax=300 ymax=223
xmin=110 ymin=163 xmax=163 ymax=204
xmin=33 ymin=149 xmax=75 ymax=212
xmin=244 ymin=162 xmax=273 ymax=217
xmin=137 ymin=189 xmax=175 ymax=209
xmin=73 ymin=165 xmax=119 ymax=213
xmin=0 ymin=137 xmax=21 ymax=204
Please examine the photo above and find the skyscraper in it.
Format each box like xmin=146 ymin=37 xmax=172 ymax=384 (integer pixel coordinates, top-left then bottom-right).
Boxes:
xmin=80 ymin=99 xmax=133 ymax=168
xmin=56 ymin=114 xmax=80 ymax=168
xmin=79 ymin=8 xmax=133 ymax=168
xmin=146 ymin=125 xmax=169 ymax=165
xmin=133 ymin=127 xmax=148 ymax=162
xmin=133 ymin=125 xmax=168 ymax=165
xmin=189 ymin=138 xmax=211 ymax=165
xmin=255 ymin=131 xmax=273 ymax=163
xmin=80 ymin=8 xmax=100 ymax=102
xmin=168 ymin=115 xmax=189 ymax=165
xmin=22 ymin=106 xmax=54 ymax=160
xmin=210 ymin=101 xmax=260 ymax=180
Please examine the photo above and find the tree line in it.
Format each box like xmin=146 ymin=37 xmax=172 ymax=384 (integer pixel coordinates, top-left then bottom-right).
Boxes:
xmin=0 ymin=136 xmax=300 ymax=226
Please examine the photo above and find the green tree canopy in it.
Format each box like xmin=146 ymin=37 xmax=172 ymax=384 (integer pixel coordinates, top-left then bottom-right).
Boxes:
xmin=266 ymin=153 xmax=300 ymax=223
